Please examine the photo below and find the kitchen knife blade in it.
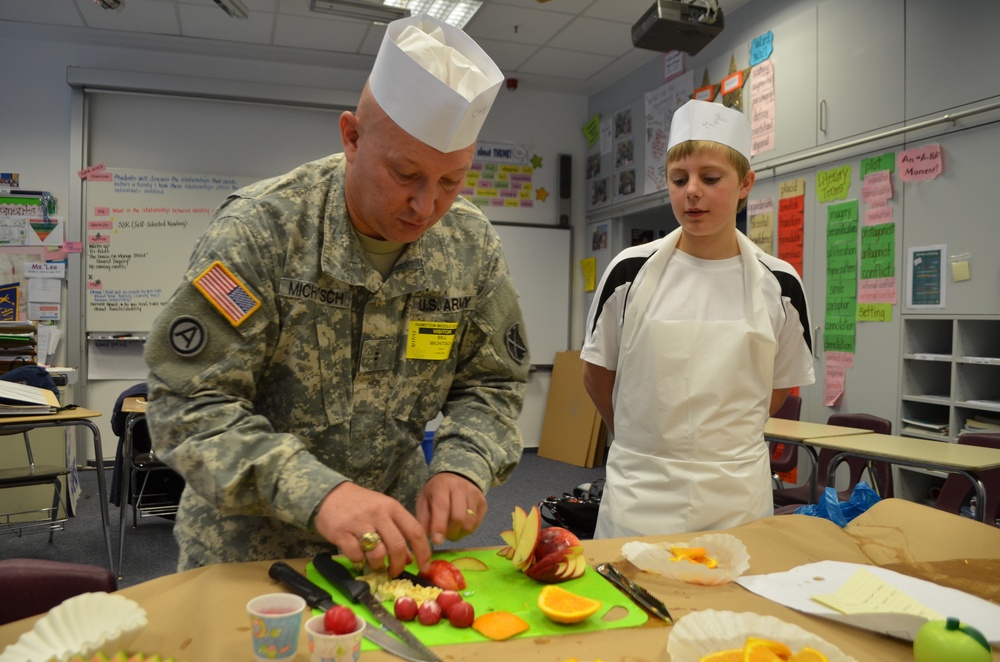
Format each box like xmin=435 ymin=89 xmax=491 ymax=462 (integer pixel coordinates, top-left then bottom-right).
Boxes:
xmin=313 ymin=553 xmax=443 ymax=662
xmin=268 ymin=562 xmax=438 ymax=662
xmin=596 ymin=562 xmax=673 ymax=624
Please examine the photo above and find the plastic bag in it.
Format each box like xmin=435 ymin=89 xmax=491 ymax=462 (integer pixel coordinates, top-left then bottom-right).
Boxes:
xmin=792 ymin=482 xmax=881 ymax=527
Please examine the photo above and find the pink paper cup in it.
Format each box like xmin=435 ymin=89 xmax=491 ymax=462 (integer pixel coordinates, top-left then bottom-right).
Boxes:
xmin=305 ymin=614 xmax=366 ymax=662
xmin=246 ymin=592 xmax=307 ymax=662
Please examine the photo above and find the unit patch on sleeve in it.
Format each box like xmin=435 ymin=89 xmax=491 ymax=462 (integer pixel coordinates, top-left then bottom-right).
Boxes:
xmin=168 ymin=315 xmax=207 ymax=357
xmin=193 ymin=260 xmax=261 ymax=326
xmin=505 ymin=322 xmax=527 ymax=364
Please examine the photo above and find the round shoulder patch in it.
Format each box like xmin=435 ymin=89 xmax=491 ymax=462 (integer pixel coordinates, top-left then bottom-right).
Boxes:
xmin=168 ymin=316 xmax=207 ymax=357
xmin=504 ymin=322 xmax=527 ymax=364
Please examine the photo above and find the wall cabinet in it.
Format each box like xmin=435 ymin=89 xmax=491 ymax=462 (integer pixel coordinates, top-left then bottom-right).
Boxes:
xmin=816 ymin=0 xmax=905 ymax=145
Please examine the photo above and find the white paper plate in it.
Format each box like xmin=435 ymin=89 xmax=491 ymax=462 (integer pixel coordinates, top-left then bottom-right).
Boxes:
xmin=622 ymin=533 xmax=751 ymax=585
xmin=666 ymin=609 xmax=858 ymax=662
xmin=0 ymin=592 xmax=147 ymax=662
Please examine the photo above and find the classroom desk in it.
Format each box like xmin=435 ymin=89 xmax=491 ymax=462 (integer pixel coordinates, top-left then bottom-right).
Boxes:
xmin=2 ymin=499 xmax=998 ymax=661
xmin=763 ymin=418 xmax=875 ymax=503
xmin=0 ymin=408 xmax=113 ymax=573
xmin=819 ymin=433 xmax=1000 ymax=524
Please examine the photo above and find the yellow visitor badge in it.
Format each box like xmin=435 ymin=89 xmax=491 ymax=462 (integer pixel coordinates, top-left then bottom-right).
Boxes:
xmin=407 ymin=320 xmax=459 ymax=360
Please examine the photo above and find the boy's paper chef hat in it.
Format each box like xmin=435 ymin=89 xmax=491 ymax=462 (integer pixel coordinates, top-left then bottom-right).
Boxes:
xmin=667 ymin=99 xmax=752 ymax=160
xmin=369 ymin=14 xmax=504 ymax=153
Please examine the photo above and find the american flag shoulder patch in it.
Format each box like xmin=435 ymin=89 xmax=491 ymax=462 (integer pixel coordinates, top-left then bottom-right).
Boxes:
xmin=192 ymin=261 xmax=261 ymax=327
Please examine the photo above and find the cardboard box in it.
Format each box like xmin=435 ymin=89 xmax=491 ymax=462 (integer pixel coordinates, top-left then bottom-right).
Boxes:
xmin=537 ymin=350 xmax=606 ymax=468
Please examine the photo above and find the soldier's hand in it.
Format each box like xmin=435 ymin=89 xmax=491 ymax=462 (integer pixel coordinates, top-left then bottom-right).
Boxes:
xmin=314 ymin=482 xmax=433 ymax=577
xmin=416 ymin=472 xmax=486 ymax=546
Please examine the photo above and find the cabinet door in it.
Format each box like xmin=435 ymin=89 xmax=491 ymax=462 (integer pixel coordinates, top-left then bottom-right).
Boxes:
xmin=816 ymin=0 xmax=905 ymax=144
xmin=906 ymin=0 xmax=1000 ymax=119
xmin=757 ymin=7 xmax=818 ymax=162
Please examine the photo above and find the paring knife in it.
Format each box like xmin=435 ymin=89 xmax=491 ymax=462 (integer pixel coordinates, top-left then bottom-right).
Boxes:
xmin=596 ymin=562 xmax=673 ymax=624
xmin=268 ymin=562 xmax=438 ymax=662
xmin=313 ymin=553 xmax=443 ymax=662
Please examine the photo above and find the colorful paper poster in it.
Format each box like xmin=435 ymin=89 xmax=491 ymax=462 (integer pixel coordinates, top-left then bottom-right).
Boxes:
xmin=749 ymin=59 xmax=775 ymax=156
xmin=777 ymin=179 xmax=805 ymax=276
xmin=747 ymin=197 xmax=774 ymax=254
xmin=825 ymin=200 xmax=858 ymax=354
xmin=0 ymin=283 xmax=18 ymax=321
xmin=643 ymin=71 xmax=694 ymax=194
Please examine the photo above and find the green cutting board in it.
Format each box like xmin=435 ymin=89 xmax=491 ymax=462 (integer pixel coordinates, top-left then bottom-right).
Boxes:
xmin=305 ymin=548 xmax=648 ymax=649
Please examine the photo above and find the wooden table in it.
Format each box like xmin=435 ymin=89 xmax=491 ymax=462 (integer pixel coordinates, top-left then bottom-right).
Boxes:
xmin=818 ymin=432 xmax=1000 ymax=524
xmin=3 ymin=499 xmax=998 ymax=661
xmin=763 ymin=419 xmax=875 ymax=502
xmin=0 ymin=408 xmax=112 ymax=573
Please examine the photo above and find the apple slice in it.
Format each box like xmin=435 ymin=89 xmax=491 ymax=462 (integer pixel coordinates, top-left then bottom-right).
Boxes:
xmin=511 ymin=506 xmax=541 ymax=571
xmin=451 ymin=556 xmax=489 ymax=571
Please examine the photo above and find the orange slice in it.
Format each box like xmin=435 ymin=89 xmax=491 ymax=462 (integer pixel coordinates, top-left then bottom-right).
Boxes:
xmin=699 ymin=650 xmax=744 ymax=662
xmin=669 ymin=545 xmax=719 ymax=568
xmin=472 ymin=611 xmax=529 ymax=641
xmin=789 ymin=648 xmax=828 ymax=662
xmin=743 ymin=637 xmax=793 ymax=662
xmin=537 ymin=585 xmax=602 ymax=624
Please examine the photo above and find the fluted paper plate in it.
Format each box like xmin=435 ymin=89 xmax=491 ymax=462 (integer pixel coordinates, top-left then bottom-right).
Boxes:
xmin=0 ymin=592 xmax=147 ymax=662
xmin=622 ymin=533 xmax=750 ymax=585
xmin=666 ymin=609 xmax=858 ymax=662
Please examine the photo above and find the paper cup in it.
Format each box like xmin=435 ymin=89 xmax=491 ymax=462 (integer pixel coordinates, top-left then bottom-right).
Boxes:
xmin=305 ymin=614 xmax=366 ymax=662
xmin=246 ymin=593 xmax=306 ymax=662
xmin=622 ymin=532 xmax=751 ymax=585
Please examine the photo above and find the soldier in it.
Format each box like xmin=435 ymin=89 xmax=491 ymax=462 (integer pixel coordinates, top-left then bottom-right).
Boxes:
xmin=143 ymin=15 xmax=528 ymax=577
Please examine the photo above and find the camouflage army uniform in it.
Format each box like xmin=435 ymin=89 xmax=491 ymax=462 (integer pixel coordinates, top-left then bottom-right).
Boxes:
xmin=144 ymin=154 xmax=529 ymax=570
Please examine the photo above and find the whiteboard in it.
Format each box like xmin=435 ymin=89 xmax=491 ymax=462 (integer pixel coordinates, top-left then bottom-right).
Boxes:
xmin=83 ymin=167 xmax=255 ymax=331
xmin=493 ymin=223 xmax=571 ymax=366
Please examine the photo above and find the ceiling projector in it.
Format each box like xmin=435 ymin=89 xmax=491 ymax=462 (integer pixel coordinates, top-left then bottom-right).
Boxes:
xmin=632 ymin=0 xmax=725 ymax=55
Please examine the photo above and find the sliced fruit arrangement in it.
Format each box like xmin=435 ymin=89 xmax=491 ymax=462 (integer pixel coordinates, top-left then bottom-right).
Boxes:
xmin=497 ymin=506 xmax=588 ymax=583
xmin=698 ymin=636 xmax=828 ymax=662
xmin=669 ymin=545 xmax=719 ymax=569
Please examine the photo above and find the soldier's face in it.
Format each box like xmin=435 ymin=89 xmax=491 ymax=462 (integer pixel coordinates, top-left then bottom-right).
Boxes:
xmin=342 ymin=103 xmax=475 ymax=243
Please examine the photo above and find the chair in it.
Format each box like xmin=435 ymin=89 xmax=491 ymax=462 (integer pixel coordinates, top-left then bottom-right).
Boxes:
xmin=768 ymin=394 xmax=802 ymax=488
xmin=773 ymin=412 xmax=893 ymax=508
xmin=0 ymin=558 xmax=117 ymax=625
xmin=111 ymin=384 xmax=184 ymax=578
xmin=933 ymin=433 xmax=1000 ymax=527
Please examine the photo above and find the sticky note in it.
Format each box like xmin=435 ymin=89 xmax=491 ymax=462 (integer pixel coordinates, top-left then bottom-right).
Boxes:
xmin=952 ymin=260 xmax=971 ymax=282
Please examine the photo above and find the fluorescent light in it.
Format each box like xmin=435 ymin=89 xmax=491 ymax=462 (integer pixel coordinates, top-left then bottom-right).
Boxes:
xmin=383 ymin=0 xmax=482 ymax=28
xmin=309 ymin=0 xmax=410 ymax=25
xmin=212 ymin=0 xmax=249 ymax=19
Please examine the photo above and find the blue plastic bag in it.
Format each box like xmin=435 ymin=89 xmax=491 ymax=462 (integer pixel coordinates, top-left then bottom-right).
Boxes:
xmin=792 ymin=482 xmax=881 ymax=526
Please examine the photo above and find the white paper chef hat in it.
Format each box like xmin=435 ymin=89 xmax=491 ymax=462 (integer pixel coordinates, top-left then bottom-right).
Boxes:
xmin=369 ymin=14 xmax=504 ymax=153
xmin=667 ymin=99 xmax=752 ymax=160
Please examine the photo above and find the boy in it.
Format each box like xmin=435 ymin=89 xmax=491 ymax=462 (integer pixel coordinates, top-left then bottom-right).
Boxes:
xmin=581 ymin=99 xmax=815 ymax=538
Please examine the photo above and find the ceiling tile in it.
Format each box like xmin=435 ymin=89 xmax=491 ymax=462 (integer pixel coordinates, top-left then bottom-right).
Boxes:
xmin=273 ymin=13 xmax=370 ymax=52
xmin=464 ymin=2 xmax=573 ymax=47
xmin=4 ymin=0 xmax=85 ymax=27
xmin=518 ymin=46 xmax=612 ymax=80
xmin=82 ymin=0 xmax=181 ymax=34
xmin=547 ymin=16 xmax=633 ymax=57
xmin=179 ymin=3 xmax=273 ymax=43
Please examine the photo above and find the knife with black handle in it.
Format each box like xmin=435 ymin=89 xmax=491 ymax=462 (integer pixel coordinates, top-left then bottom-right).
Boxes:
xmin=268 ymin=561 xmax=438 ymax=662
xmin=596 ymin=562 xmax=673 ymax=623
xmin=312 ymin=553 xmax=443 ymax=662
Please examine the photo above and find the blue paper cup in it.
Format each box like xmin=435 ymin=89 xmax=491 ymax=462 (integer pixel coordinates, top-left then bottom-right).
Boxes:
xmin=246 ymin=592 xmax=306 ymax=662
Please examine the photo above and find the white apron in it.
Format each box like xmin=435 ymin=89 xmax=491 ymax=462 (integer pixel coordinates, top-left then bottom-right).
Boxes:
xmin=594 ymin=229 xmax=776 ymax=538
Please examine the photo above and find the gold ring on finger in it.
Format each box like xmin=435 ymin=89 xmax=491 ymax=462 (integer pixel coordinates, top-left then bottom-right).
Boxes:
xmin=359 ymin=531 xmax=381 ymax=553
xmin=466 ymin=509 xmax=477 ymax=517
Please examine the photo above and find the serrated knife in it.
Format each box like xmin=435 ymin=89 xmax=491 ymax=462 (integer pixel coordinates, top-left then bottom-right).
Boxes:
xmin=313 ymin=553 xmax=443 ymax=662
xmin=267 ymin=562 xmax=437 ymax=662
xmin=596 ymin=562 xmax=673 ymax=624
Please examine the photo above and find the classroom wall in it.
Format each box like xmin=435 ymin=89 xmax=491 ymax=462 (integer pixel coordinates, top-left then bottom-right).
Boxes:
xmin=582 ymin=0 xmax=1000 ymax=438
xmin=0 ymin=21 xmax=589 ymax=453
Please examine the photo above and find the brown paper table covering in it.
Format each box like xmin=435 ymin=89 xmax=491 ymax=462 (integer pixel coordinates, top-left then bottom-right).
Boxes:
xmin=2 ymin=499 xmax=998 ymax=661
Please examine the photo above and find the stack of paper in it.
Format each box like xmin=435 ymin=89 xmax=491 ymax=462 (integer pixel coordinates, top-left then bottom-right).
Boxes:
xmin=0 ymin=379 xmax=59 ymax=415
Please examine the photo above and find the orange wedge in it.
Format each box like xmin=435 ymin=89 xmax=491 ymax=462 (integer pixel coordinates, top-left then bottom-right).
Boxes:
xmin=699 ymin=650 xmax=744 ymax=662
xmin=537 ymin=585 xmax=602 ymax=624
xmin=789 ymin=648 xmax=828 ymax=662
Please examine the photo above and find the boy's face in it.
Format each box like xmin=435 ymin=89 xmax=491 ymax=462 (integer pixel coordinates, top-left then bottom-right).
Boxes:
xmin=666 ymin=147 xmax=754 ymax=243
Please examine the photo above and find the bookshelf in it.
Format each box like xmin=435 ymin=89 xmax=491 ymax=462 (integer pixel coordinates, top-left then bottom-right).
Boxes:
xmin=897 ymin=316 xmax=1000 ymax=503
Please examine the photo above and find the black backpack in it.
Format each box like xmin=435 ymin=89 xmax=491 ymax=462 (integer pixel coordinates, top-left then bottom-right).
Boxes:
xmin=538 ymin=478 xmax=605 ymax=540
